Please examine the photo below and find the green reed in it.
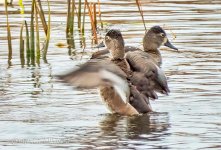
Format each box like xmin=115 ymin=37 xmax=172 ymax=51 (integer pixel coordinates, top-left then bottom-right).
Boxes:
xmin=20 ymin=21 xmax=25 ymax=66
xmin=4 ymin=0 xmax=12 ymax=64
xmin=24 ymin=21 xmax=30 ymax=65
xmin=30 ymin=0 xmax=35 ymax=65
xmin=18 ymin=0 xmax=50 ymax=65
xmin=66 ymin=0 xmax=102 ymax=48
xmin=81 ymin=2 xmax=86 ymax=35
xmin=66 ymin=0 xmax=76 ymax=49
xmin=35 ymin=3 xmax=40 ymax=65
xmin=78 ymin=0 xmax=82 ymax=30
xmin=43 ymin=0 xmax=51 ymax=61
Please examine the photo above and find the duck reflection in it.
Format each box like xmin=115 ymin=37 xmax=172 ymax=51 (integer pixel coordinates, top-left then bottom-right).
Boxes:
xmin=99 ymin=112 xmax=170 ymax=140
xmin=59 ymin=113 xmax=170 ymax=149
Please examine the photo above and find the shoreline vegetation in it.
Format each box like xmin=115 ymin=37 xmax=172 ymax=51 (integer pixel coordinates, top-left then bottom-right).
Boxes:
xmin=4 ymin=0 xmax=146 ymax=66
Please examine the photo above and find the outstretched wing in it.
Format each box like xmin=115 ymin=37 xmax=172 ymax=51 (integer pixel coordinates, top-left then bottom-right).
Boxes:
xmin=56 ymin=59 xmax=130 ymax=103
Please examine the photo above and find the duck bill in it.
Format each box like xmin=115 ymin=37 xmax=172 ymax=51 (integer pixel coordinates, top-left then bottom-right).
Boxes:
xmin=164 ymin=39 xmax=178 ymax=51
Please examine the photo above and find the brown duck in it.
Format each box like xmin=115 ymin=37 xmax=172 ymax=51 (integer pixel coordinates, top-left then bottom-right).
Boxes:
xmin=57 ymin=29 xmax=172 ymax=116
xmin=91 ymin=26 xmax=178 ymax=67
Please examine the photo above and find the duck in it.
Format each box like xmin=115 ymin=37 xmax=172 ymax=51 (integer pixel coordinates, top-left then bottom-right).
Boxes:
xmin=57 ymin=29 xmax=170 ymax=116
xmin=91 ymin=25 xmax=178 ymax=67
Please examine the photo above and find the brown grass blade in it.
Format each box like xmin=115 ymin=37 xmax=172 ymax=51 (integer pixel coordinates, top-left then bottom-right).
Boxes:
xmin=93 ymin=3 xmax=97 ymax=31
xmin=36 ymin=0 xmax=48 ymax=35
xmin=135 ymin=0 xmax=147 ymax=32
xmin=85 ymin=1 xmax=98 ymax=44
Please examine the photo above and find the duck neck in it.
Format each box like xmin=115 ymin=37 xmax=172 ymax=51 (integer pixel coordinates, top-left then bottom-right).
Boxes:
xmin=144 ymin=48 xmax=160 ymax=55
xmin=144 ymin=48 xmax=162 ymax=66
xmin=109 ymin=46 xmax=125 ymax=60
xmin=111 ymin=58 xmax=131 ymax=76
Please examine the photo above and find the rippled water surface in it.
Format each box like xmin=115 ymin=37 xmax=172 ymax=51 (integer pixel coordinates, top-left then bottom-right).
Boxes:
xmin=1 ymin=0 xmax=221 ymax=149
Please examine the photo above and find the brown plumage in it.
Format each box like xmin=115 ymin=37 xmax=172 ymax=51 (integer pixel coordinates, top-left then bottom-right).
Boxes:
xmin=126 ymin=51 xmax=170 ymax=95
xmin=91 ymin=26 xmax=178 ymax=66
xmin=57 ymin=28 xmax=173 ymax=115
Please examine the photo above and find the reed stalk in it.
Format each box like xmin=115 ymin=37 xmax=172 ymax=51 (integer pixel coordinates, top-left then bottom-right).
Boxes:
xmin=70 ymin=0 xmax=75 ymax=36
xmin=85 ymin=1 xmax=98 ymax=44
xmin=35 ymin=3 xmax=40 ymax=65
xmin=97 ymin=0 xmax=103 ymax=28
xmin=93 ymin=3 xmax=97 ymax=31
xmin=135 ymin=0 xmax=147 ymax=32
xmin=25 ymin=21 xmax=30 ymax=65
xmin=78 ymin=0 xmax=82 ymax=30
xmin=66 ymin=0 xmax=75 ymax=47
xmin=43 ymin=0 xmax=51 ymax=61
xmin=20 ymin=21 xmax=25 ymax=66
xmin=4 ymin=0 xmax=12 ymax=62
xmin=66 ymin=0 xmax=71 ymax=36
xmin=70 ymin=0 xmax=76 ymax=48
xmin=79 ymin=2 xmax=86 ymax=49
xmin=30 ymin=0 xmax=35 ymax=65
xmin=37 ymin=0 xmax=48 ymax=35
xmin=81 ymin=2 xmax=86 ymax=34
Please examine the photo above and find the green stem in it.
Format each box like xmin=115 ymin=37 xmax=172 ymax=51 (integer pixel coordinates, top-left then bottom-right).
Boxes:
xmin=78 ymin=0 xmax=81 ymax=30
xmin=43 ymin=0 xmax=51 ymax=61
xmin=4 ymin=0 xmax=12 ymax=63
xmin=25 ymin=21 xmax=30 ymax=65
xmin=30 ymin=0 xmax=35 ymax=65
xmin=20 ymin=21 xmax=25 ymax=66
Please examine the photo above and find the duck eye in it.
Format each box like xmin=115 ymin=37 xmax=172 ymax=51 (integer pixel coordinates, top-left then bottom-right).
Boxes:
xmin=105 ymin=36 xmax=111 ymax=41
xmin=160 ymin=33 xmax=165 ymax=37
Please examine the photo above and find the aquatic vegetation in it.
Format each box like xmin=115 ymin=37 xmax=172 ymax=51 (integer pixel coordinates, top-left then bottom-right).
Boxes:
xmin=66 ymin=0 xmax=76 ymax=49
xmin=4 ymin=0 xmax=12 ymax=66
xmin=24 ymin=21 xmax=30 ymax=65
xmin=42 ymin=0 xmax=51 ymax=62
xmin=17 ymin=0 xmax=51 ymax=66
xmin=30 ymin=0 xmax=35 ymax=65
xmin=19 ymin=21 xmax=25 ymax=67
xmin=85 ymin=0 xmax=98 ymax=44
xmin=5 ymin=0 xmax=146 ymax=66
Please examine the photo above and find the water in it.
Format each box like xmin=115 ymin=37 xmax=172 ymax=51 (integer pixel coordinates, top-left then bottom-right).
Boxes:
xmin=1 ymin=0 xmax=221 ymax=149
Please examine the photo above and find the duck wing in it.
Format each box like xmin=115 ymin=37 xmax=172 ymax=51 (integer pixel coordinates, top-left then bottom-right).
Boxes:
xmin=56 ymin=59 xmax=130 ymax=103
xmin=126 ymin=51 xmax=170 ymax=96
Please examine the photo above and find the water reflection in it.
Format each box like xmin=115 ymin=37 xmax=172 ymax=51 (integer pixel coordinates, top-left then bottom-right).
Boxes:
xmin=58 ymin=113 xmax=170 ymax=149
xmin=100 ymin=113 xmax=170 ymax=140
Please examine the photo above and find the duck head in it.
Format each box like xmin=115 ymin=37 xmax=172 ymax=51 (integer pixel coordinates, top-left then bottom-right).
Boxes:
xmin=105 ymin=29 xmax=125 ymax=60
xmin=143 ymin=26 xmax=178 ymax=51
